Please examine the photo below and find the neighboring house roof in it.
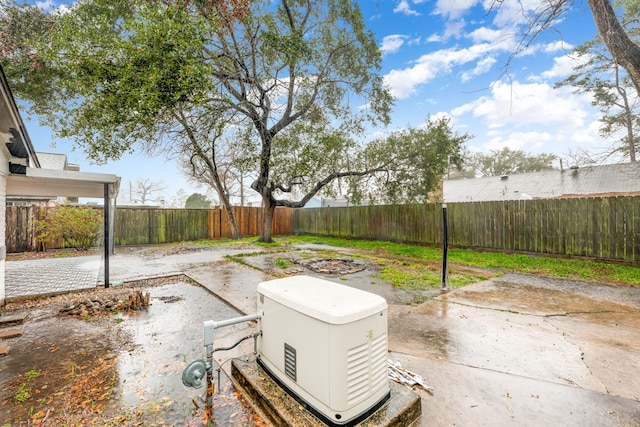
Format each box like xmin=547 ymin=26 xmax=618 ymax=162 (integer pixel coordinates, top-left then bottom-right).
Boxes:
xmin=444 ymin=163 xmax=640 ymax=202
xmin=303 ymin=197 xmax=373 ymax=208
xmin=36 ymin=152 xmax=68 ymax=170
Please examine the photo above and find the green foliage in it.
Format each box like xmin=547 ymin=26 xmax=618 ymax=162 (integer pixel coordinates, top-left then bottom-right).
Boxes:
xmin=467 ymin=147 xmax=557 ymax=177
xmin=37 ymin=206 xmax=103 ymax=251
xmin=0 ymin=0 xmax=394 ymax=243
xmin=358 ymin=116 xmax=470 ymax=203
xmin=184 ymin=193 xmax=211 ymax=209
xmin=25 ymin=370 xmax=40 ymax=380
xmin=274 ymin=257 xmax=290 ymax=268
xmin=0 ymin=2 xmax=60 ymax=108
xmin=13 ymin=370 xmax=39 ymax=404
xmin=378 ymin=264 xmax=477 ymax=290
xmin=14 ymin=382 xmax=31 ymax=403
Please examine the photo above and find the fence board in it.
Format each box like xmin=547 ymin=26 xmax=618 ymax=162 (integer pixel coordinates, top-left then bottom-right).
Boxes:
xmin=294 ymin=197 xmax=640 ymax=262
xmin=7 ymin=198 xmax=640 ymax=262
xmin=6 ymin=206 xmax=294 ymax=252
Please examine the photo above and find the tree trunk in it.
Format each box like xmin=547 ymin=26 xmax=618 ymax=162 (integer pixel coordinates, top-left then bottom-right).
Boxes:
xmin=222 ymin=201 xmax=241 ymax=239
xmin=587 ymin=0 xmax=640 ymax=95
xmin=258 ymin=195 xmax=276 ymax=243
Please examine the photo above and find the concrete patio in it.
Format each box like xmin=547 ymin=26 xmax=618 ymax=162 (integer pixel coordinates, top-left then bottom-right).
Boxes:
xmin=3 ymin=243 xmax=639 ymax=426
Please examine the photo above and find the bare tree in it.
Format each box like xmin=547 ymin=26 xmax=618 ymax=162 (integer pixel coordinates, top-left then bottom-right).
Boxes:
xmin=130 ymin=178 xmax=165 ymax=205
xmin=169 ymin=189 xmax=189 ymax=209
xmin=180 ymin=125 xmax=257 ymax=209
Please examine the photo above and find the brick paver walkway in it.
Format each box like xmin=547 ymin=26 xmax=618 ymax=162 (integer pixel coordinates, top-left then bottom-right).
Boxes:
xmin=5 ymin=256 xmax=102 ymax=300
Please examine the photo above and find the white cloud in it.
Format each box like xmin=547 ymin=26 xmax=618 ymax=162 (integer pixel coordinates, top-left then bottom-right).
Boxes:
xmin=449 ymin=79 xmax=604 ymax=156
xmin=482 ymin=130 xmax=552 ymax=151
xmin=452 ymin=81 xmax=589 ymax=129
xmin=434 ymin=0 xmax=480 ymax=20
xmin=544 ymin=40 xmax=572 ymax=53
xmin=467 ymin=27 xmax=514 ymax=45
xmin=380 ymin=35 xmax=408 ymax=55
xmin=35 ymin=0 xmax=55 ymax=11
xmin=384 ymin=42 xmax=511 ymax=99
xmin=461 ymin=56 xmax=497 ymax=82
xmin=394 ymin=0 xmax=421 ymax=16
xmin=443 ymin=20 xmax=467 ymax=39
xmin=36 ymin=0 xmax=73 ymax=15
xmin=486 ymin=0 xmax=535 ymax=27
xmin=535 ymin=55 xmax=580 ymax=81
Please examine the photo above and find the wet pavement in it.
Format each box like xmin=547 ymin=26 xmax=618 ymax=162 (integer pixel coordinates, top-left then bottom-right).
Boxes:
xmin=0 ymin=281 xmax=266 ymax=426
xmin=5 ymin=255 xmax=102 ymax=299
xmin=2 ymin=243 xmax=639 ymax=426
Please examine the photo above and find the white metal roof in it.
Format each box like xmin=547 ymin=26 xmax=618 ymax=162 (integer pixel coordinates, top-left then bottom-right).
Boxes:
xmin=7 ymin=167 xmax=120 ymax=199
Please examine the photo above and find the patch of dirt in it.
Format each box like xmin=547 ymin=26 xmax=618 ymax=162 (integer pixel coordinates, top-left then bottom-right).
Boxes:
xmin=297 ymin=258 xmax=367 ymax=275
xmin=6 ymin=248 xmax=101 ymax=261
xmin=2 ymin=275 xmax=187 ymax=313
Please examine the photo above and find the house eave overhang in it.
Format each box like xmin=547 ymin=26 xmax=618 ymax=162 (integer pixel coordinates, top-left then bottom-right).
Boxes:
xmin=7 ymin=168 xmax=120 ymax=199
xmin=0 ymin=66 xmax=40 ymax=170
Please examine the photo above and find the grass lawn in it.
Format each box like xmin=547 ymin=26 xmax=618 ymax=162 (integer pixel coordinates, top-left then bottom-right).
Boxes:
xmin=277 ymin=236 xmax=640 ymax=286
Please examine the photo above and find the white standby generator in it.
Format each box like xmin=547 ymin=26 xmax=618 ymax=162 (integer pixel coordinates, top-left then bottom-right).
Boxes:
xmin=257 ymin=275 xmax=390 ymax=426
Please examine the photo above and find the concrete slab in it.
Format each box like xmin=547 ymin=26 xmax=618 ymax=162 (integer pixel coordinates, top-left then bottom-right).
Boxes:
xmin=231 ymin=356 xmax=421 ymax=427
xmin=390 ymin=352 xmax=640 ymax=427
xmin=5 ymin=244 xmax=639 ymax=426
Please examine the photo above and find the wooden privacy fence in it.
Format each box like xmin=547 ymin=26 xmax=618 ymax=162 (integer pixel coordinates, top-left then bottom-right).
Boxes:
xmin=294 ymin=196 xmax=640 ymax=262
xmin=6 ymin=206 xmax=294 ymax=252
xmin=7 ymin=198 xmax=640 ymax=262
xmin=5 ymin=206 xmax=64 ymax=252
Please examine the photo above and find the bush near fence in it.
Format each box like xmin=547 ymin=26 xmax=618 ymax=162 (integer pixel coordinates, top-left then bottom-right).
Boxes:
xmin=294 ymin=197 xmax=640 ymax=263
xmin=6 ymin=206 xmax=294 ymax=252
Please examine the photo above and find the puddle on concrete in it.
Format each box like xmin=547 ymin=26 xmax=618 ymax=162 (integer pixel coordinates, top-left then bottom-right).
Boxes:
xmin=113 ymin=282 xmax=265 ymax=425
xmin=0 ymin=282 xmax=266 ymax=426
xmin=446 ymin=281 xmax=638 ymax=315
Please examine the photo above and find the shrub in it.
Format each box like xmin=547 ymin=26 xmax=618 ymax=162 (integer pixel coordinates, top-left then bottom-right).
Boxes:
xmin=37 ymin=206 xmax=103 ymax=251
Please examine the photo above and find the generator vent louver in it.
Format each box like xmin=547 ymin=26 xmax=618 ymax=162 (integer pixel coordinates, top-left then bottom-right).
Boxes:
xmin=346 ymin=333 xmax=388 ymax=404
xmin=284 ymin=343 xmax=297 ymax=381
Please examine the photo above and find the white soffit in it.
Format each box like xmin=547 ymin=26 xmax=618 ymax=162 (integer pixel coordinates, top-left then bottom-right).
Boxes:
xmin=7 ymin=168 xmax=120 ymax=198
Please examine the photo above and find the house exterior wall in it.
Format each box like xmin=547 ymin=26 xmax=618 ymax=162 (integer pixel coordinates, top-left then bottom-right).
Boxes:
xmin=0 ymin=155 xmax=7 ymax=304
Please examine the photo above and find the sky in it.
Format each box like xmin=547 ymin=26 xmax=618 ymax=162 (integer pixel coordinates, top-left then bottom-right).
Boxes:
xmin=18 ymin=0 xmax=607 ymax=206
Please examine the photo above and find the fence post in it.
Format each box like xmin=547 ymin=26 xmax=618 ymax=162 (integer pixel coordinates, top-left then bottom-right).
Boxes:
xmin=104 ymin=183 xmax=110 ymax=288
xmin=441 ymin=203 xmax=449 ymax=291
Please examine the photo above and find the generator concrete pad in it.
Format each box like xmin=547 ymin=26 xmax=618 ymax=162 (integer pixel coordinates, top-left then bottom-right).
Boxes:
xmin=231 ymin=356 xmax=421 ymax=427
